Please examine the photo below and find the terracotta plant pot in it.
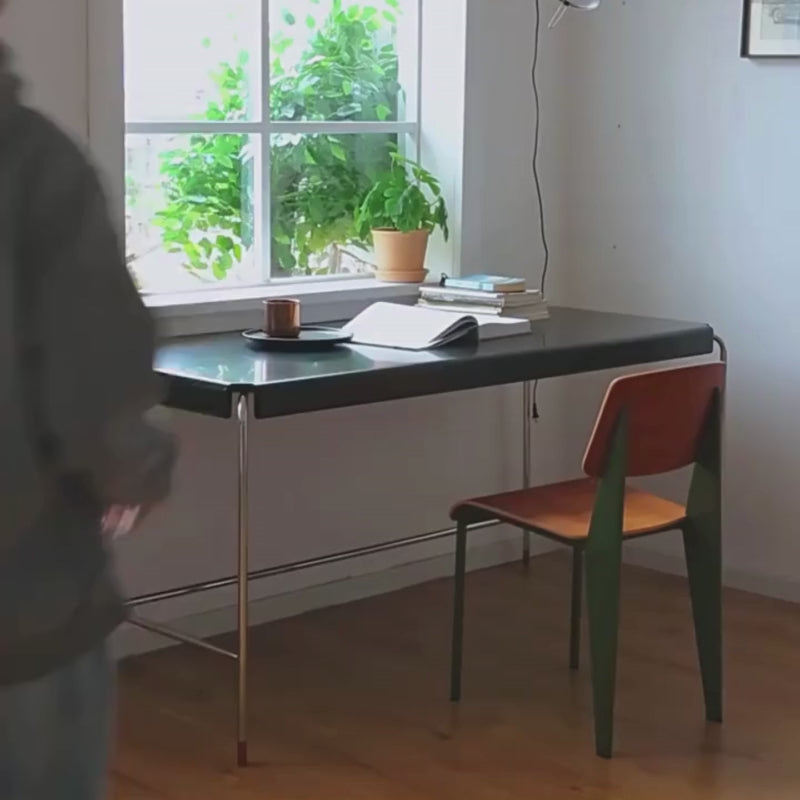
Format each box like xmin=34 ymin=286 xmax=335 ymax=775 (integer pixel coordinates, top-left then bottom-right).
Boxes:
xmin=371 ymin=228 xmax=429 ymax=283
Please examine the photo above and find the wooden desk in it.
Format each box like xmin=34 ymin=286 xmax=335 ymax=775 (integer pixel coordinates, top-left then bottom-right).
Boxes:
xmin=156 ymin=307 xmax=713 ymax=419
xmin=139 ymin=306 xmax=717 ymax=766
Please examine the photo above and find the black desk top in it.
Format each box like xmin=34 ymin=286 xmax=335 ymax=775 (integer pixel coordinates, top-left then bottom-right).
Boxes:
xmin=155 ymin=307 xmax=714 ymax=419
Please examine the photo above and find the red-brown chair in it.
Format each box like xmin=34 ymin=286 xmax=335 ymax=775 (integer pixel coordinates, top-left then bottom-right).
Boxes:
xmin=449 ymin=364 xmax=725 ymax=757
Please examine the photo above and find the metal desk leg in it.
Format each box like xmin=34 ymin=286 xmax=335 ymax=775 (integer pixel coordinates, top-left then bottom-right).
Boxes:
xmin=236 ymin=394 xmax=250 ymax=767
xmin=715 ymin=335 xmax=728 ymax=457
xmin=714 ymin=336 xmax=727 ymax=365
xmin=522 ymin=381 xmax=532 ymax=566
xmin=714 ymin=334 xmax=728 ymax=545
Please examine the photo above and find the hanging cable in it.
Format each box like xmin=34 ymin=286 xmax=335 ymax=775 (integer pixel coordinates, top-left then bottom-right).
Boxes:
xmin=530 ymin=0 xmax=550 ymax=420
xmin=532 ymin=0 xmax=550 ymax=300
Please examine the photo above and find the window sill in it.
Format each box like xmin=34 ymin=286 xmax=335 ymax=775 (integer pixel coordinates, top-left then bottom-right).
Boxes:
xmin=146 ymin=279 xmax=420 ymax=338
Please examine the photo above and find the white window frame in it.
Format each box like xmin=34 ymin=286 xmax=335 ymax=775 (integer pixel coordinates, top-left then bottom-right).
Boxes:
xmin=88 ymin=0 xmax=468 ymax=334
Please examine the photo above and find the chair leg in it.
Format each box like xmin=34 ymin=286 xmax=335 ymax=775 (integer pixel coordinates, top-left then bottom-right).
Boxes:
xmin=450 ymin=522 xmax=468 ymax=703
xmin=569 ymin=548 xmax=583 ymax=670
xmin=683 ymin=526 xmax=723 ymax=723
xmin=585 ymin=545 xmax=622 ymax=759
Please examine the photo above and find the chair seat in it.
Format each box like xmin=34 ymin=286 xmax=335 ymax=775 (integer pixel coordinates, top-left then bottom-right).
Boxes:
xmin=452 ymin=478 xmax=686 ymax=541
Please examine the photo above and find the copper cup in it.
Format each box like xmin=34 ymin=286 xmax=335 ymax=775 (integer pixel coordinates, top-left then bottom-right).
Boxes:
xmin=264 ymin=298 xmax=301 ymax=339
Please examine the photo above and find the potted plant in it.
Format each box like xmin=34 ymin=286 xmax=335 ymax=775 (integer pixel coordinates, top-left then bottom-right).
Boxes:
xmin=356 ymin=154 xmax=449 ymax=283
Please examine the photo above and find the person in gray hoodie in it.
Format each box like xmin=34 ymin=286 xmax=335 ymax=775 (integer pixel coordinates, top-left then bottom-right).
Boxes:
xmin=0 ymin=14 xmax=176 ymax=799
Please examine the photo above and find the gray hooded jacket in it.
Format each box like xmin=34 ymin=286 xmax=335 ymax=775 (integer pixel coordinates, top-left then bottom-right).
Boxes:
xmin=0 ymin=45 xmax=175 ymax=684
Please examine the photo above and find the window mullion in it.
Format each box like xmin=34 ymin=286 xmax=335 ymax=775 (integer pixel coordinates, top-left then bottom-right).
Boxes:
xmin=415 ymin=0 xmax=424 ymax=163
xmin=269 ymin=121 xmax=417 ymax=135
xmin=124 ymin=122 xmax=261 ymax=135
xmin=260 ymin=0 xmax=272 ymax=285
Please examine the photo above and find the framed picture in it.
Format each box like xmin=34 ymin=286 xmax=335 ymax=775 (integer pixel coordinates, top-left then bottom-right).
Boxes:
xmin=742 ymin=1 xmax=800 ymax=57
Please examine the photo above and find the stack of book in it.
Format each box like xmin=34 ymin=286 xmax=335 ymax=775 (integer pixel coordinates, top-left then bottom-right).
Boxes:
xmin=417 ymin=274 xmax=550 ymax=321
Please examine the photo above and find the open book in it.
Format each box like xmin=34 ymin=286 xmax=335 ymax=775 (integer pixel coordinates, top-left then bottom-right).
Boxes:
xmin=343 ymin=303 xmax=531 ymax=350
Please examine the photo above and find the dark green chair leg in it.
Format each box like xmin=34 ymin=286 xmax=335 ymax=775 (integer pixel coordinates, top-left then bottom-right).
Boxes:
xmin=585 ymin=543 xmax=622 ymax=758
xmin=684 ymin=389 xmax=723 ymax=723
xmin=683 ymin=526 xmax=722 ymax=722
xmin=450 ymin=522 xmax=468 ymax=703
xmin=585 ymin=412 xmax=626 ymax=758
xmin=569 ymin=547 xmax=583 ymax=670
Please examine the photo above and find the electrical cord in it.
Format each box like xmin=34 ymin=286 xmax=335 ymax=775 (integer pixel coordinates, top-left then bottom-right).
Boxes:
xmin=532 ymin=0 xmax=550 ymax=300
xmin=530 ymin=0 xmax=550 ymax=420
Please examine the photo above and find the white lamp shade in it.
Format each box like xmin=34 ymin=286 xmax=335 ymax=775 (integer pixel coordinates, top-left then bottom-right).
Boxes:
xmin=549 ymin=0 xmax=601 ymax=28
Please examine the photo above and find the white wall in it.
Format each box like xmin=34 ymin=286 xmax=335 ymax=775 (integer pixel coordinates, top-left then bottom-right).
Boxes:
xmin=3 ymin=0 xmax=571 ymax=648
xmin=462 ymin=0 xmax=562 ymax=274
xmin=1 ymin=0 xmax=87 ymax=141
xmin=553 ymin=0 xmax=800 ymax=600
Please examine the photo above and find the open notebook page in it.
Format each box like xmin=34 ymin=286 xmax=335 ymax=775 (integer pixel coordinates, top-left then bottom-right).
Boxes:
xmin=343 ymin=303 xmax=478 ymax=350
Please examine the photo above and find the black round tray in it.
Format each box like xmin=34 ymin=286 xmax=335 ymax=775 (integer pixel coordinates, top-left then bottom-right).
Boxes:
xmin=242 ymin=326 xmax=353 ymax=352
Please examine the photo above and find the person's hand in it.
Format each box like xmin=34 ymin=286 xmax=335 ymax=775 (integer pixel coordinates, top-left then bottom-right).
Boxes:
xmin=102 ymin=505 xmax=142 ymax=538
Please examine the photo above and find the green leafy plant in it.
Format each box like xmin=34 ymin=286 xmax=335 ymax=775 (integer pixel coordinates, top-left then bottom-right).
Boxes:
xmin=356 ymin=154 xmax=449 ymax=240
xmin=154 ymin=1 xmax=404 ymax=281
xmin=154 ymin=53 xmax=253 ymax=280
xmin=270 ymin=0 xmax=401 ymax=124
xmin=269 ymin=0 xmax=401 ymax=273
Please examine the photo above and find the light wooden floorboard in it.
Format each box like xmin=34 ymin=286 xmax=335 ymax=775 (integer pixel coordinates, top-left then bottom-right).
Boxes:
xmin=112 ymin=552 xmax=800 ymax=799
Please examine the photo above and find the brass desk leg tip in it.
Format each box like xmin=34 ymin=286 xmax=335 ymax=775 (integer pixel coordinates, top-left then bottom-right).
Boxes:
xmin=237 ymin=742 xmax=248 ymax=767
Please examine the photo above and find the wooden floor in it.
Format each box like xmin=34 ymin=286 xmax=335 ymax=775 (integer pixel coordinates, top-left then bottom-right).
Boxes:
xmin=112 ymin=553 xmax=800 ymax=799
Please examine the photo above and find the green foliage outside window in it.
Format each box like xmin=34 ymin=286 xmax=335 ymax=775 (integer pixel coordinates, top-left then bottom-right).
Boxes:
xmin=154 ymin=0 xmax=404 ymax=280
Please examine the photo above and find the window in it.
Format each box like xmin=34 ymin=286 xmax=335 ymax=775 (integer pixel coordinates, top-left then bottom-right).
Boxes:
xmin=123 ymin=0 xmax=421 ymax=295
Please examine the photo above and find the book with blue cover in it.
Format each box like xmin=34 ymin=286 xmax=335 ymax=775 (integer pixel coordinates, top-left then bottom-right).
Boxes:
xmin=442 ymin=274 xmax=526 ymax=293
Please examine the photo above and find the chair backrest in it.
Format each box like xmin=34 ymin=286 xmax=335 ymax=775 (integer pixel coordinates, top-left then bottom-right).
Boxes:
xmin=582 ymin=363 xmax=725 ymax=478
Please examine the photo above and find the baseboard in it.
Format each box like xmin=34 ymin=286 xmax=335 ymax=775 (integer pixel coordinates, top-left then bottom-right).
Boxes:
xmin=623 ymin=549 xmax=800 ymax=604
xmin=114 ymin=534 xmax=555 ymax=658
